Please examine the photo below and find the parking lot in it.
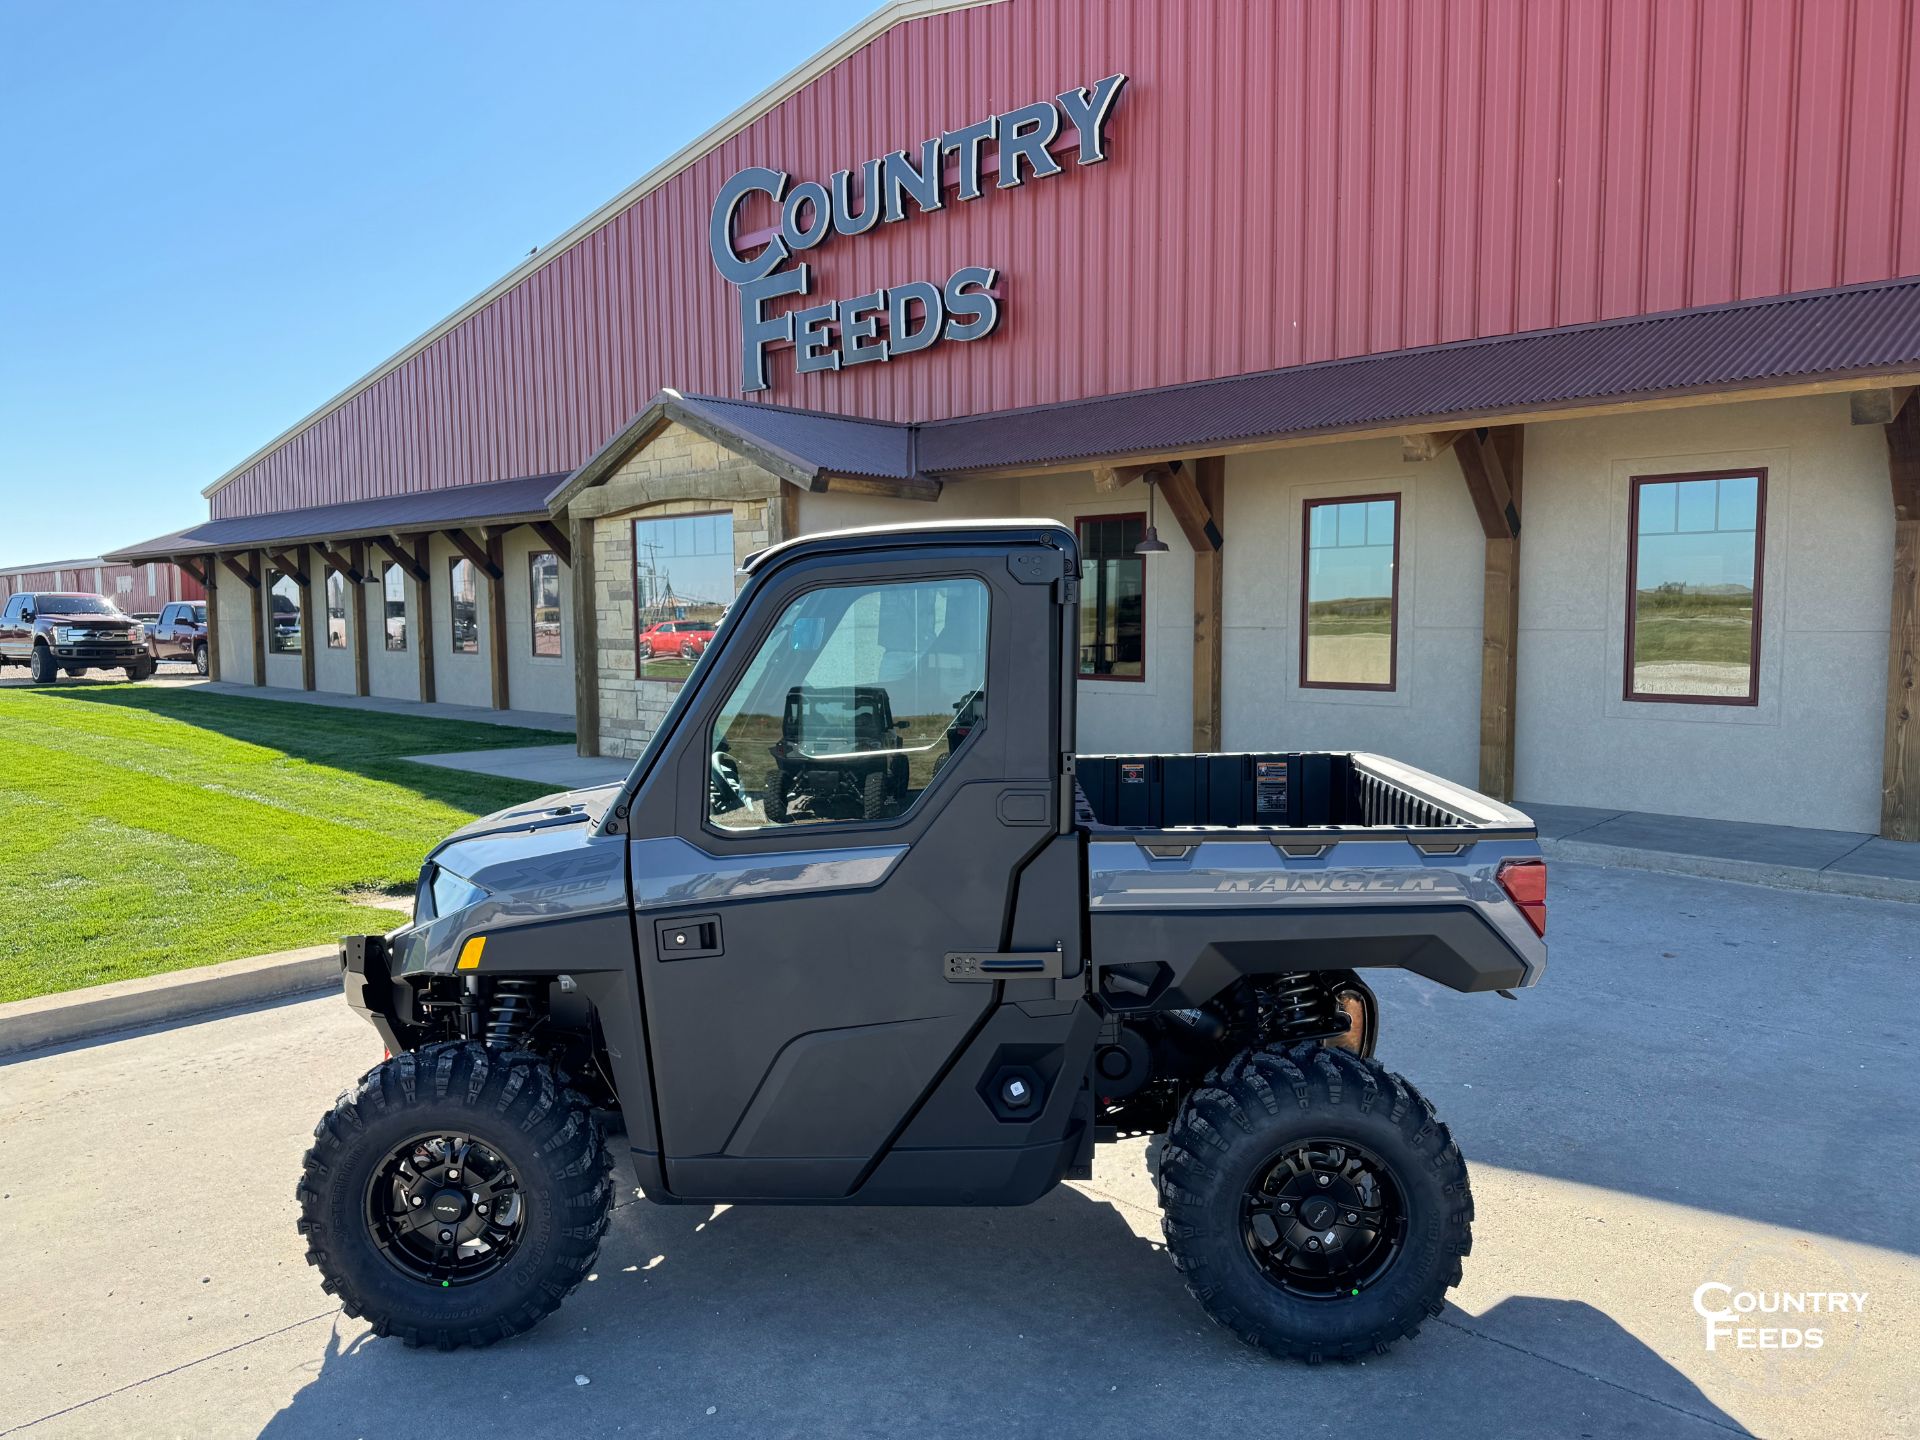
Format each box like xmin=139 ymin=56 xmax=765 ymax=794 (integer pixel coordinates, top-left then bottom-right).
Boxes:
xmin=2 ymin=860 xmax=1915 ymax=1439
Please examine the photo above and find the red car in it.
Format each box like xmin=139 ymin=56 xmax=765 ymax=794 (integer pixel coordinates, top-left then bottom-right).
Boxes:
xmin=149 ymin=600 xmax=209 ymax=673
xmin=637 ymin=618 xmax=715 ymax=661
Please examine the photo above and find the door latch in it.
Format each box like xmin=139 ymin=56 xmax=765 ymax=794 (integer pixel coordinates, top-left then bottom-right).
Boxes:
xmin=655 ymin=915 xmax=723 ymax=960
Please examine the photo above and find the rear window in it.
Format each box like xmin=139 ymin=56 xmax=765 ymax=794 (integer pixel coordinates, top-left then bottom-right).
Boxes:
xmin=35 ymin=594 xmax=120 ymax=616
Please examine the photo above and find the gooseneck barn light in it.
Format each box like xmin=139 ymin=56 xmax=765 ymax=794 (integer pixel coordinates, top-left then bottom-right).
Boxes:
xmin=1135 ymin=472 xmax=1172 ymax=555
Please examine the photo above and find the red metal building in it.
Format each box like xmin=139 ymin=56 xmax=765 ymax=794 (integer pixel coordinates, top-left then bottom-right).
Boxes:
xmin=114 ymin=0 xmax=1920 ymax=841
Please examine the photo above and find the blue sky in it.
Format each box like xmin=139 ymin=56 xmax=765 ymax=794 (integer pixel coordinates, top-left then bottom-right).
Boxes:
xmin=0 ymin=0 xmax=874 ymax=568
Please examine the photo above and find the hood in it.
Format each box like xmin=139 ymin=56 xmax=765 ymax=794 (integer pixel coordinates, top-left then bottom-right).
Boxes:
xmin=433 ymin=781 xmax=623 ymax=851
xmin=39 ymin=610 xmax=131 ymax=626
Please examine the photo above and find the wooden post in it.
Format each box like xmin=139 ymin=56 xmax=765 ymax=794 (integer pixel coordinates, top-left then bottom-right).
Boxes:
xmin=1455 ymin=427 xmax=1524 ymax=801
xmin=349 ymin=541 xmax=370 ymax=698
xmin=486 ymin=529 xmax=510 ymax=711
xmin=569 ymin=511 xmax=600 ymax=756
xmin=250 ymin=550 xmax=267 ymax=687
xmin=1882 ymin=398 xmax=1920 ymax=840
xmin=201 ymin=555 xmax=221 ymax=682
xmin=295 ymin=547 xmax=316 ymax=692
xmin=413 ymin=535 xmax=436 ymax=704
xmin=1190 ymin=458 xmax=1226 ymax=751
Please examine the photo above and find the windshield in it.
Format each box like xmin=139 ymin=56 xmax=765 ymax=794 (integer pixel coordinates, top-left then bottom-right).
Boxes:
xmin=35 ymin=594 xmax=121 ymax=617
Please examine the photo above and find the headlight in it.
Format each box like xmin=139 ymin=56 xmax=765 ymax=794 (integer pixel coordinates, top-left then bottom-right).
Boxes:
xmin=54 ymin=626 xmax=76 ymax=644
xmin=417 ymin=864 xmax=489 ymax=924
xmin=128 ymin=624 xmax=146 ymax=643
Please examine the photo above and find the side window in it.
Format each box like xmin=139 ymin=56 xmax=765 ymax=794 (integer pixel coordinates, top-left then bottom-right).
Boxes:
xmin=382 ymin=564 xmax=407 ymax=651
xmin=2 ymin=595 xmax=19 ymax=623
xmin=707 ymin=577 xmax=989 ymax=832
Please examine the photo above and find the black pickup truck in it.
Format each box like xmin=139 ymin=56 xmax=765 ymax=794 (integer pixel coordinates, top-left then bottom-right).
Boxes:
xmin=299 ymin=520 xmax=1546 ymax=1360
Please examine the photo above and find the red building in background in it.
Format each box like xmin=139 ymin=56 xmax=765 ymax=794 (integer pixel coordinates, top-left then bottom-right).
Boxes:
xmin=115 ymin=0 xmax=1920 ymax=840
xmin=0 ymin=557 xmax=203 ymax=614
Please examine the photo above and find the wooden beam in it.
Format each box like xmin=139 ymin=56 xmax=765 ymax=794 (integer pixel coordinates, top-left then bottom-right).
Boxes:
xmin=1851 ymin=386 xmax=1916 ymax=426
xmin=313 ymin=542 xmax=363 ymax=583
xmin=1882 ymin=399 xmax=1920 ymax=840
xmin=570 ymin=512 xmax=600 ymax=757
xmin=531 ymin=518 xmax=573 ymax=567
xmin=1190 ymin=457 xmax=1226 ymax=752
xmin=1454 ymin=427 xmax=1521 ymax=540
xmin=349 ymin=541 xmax=370 ymax=698
xmin=249 ymin=551 xmax=266 ymax=686
xmin=375 ymin=534 xmax=429 ymax=584
xmin=220 ymin=552 xmax=260 ymax=590
xmin=413 ymin=535 xmax=436 ymax=704
xmin=267 ymin=550 xmax=311 ymax=586
xmin=444 ymin=527 xmax=501 ymax=580
xmin=1466 ymin=427 xmax=1524 ymax=801
xmin=1402 ymin=430 xmax=1465 ymax=462
xmin=203 ymin=556 xmax=221 ymax=681
xmin=1157 ymin=461 xmax=1222 ymax=554
xmin=1091 ymin=462 xmax=1154 ymax=494
xmin=487 ymin=529 xmax=509 ymax=710
xmin=819 ymin=472 xmax=942 ymax=501
xmin=174 ymin=555 xmax=208 ymax=587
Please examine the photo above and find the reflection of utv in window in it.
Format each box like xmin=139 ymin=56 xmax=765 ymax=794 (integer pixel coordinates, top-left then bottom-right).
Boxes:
xmin=764 ymin=685 xmax=909 ymax=822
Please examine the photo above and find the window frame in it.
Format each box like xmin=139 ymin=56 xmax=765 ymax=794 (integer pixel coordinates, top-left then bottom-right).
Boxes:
xmin=381 ymin=562 xmax=407 ymax=652
xmin=1073 ymin=511 xmax=1148 ymax=684
xmin=1623 ymin=467 xmax=1767 ymax=708
xmin=528 ymin=549 xmax=563 ymax=660
xmin=324 ymin=569 xmax=347 ymax=649
xmin=698 ymin=570 xmax=992 ymax=844
xmin=1299 ymin=491 xmax=1401 ymax=693
xmin=267 ymin=570 xmax=302 ymax=655
xmin=632 ymin=509 xmax=731 ymax=683
xmin=448 ymin=556 xmax=479 ymax=656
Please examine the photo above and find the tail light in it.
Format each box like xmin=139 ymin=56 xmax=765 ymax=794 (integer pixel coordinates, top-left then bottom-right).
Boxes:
xmin=1497 ymin=858 xmax=1547 ymax=937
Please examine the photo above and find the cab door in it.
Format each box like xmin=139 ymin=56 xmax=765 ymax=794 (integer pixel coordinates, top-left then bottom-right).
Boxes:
xmin=626 ymin=540 xmax=1065 ymax=1201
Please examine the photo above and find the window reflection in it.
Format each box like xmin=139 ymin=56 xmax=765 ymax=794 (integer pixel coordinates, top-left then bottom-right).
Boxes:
xmin=325 ymin=570 xmax=347 ymax=649
xmin=1303 ymin=495 xmax=1398 ymax=688
xmin=636 ymin=513 xmax=733 ymax=682
xmin=449 ymin=558 xmax=478 ymax=655
xmin=529 ymin=551 xmax=562 ymax=658
xmin=1629 ymin=473 xmax=1763 ymax=702
xmin=383 ymin=564 xmax=407 ymax=651
xmin=268 ymin=572 xmax=301 ymax=654
xmin=1077 ymin=514 xmax=1145 ymax=679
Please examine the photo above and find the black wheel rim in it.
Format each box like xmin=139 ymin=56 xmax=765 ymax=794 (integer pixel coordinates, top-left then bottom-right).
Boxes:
xmin=1241 ymin=1136 xmax=1407 ymax=1298
xmin=366 ymin=1132 xmax=525 ymax=1287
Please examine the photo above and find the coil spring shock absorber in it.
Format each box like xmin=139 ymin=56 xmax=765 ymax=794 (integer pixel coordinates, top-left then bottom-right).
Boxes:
xmin=1263 ymin=972 xmax=1342 ymax=1044
xmin=484 ymin=977 xmax=541 ymax=1049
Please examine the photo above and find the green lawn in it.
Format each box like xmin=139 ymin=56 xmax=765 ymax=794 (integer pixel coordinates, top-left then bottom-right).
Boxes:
xmin=0 ymin=687 xmax=573 ymax=1003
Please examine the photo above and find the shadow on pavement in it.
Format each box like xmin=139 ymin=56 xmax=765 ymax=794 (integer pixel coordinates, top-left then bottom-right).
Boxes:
xmin=258 ymin=1184 xmax=1750 ymax=1439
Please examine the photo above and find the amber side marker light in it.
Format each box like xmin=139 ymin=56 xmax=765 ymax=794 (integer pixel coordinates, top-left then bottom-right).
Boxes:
xmin=456 ymin=935 xmax=488 ymax=971
xmin=1497 ymin=859 xmax=1547 ymax=938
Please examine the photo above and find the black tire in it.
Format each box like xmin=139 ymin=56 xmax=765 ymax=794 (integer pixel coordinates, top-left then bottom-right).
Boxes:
xmin=763 ymin=768 xmax=788 ymax=823
xmin=194 ymin=642 xmax=209 ymax=676
xmin=1158 ymin=1042 xmax=1471 ymax=1363
xmin=29 ymin=646 xmax=57 ymax=684
xmin=861 ymin=768 xmax=888 ymax=820
xmin=638 ymin=641 xmax=653 ymax=660
xmin=296 ymin=1042 xmax=613 ymax=1349
xmin=125 ymin=658 xmax=155 ymax=682
xmin=680 ymin=640 xmax=699 ymax=660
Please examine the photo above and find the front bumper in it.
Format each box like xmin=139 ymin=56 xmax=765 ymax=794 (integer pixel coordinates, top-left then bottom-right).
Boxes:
xmin=340 ymin=934 xmax=408 ymax=1052
xmin=50 ymin=643 xmax=143 ymax=663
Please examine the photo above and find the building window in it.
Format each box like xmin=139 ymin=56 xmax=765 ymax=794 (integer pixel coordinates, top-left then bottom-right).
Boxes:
xmin=635 ymin=512 xmax=732 ymax=682
xmin=1301 ymin=494 xmax=1399 ymax=690
xmin=1626 ymin=470 xmax=1765 ymax=705
xmin=325 ymin=570 xmax=347 ymax=649
xmin=382 ymin=564 xmax=406 ymax=651
xmin=449 ymin=557 xmax=479 ymax=655
xmin=268 ymin=571 xmax=301 ymax=654
xmin=1076 ymin=514 xmax=1145 ymax=680
xmin=529 ymin=551 xmax=562 ymax=658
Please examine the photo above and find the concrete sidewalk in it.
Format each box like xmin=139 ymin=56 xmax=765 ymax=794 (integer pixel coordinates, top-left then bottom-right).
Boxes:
xmin=176 ymin=678 xmax=574 ymax=733
xmin=402 ymin=743 xmax=629 ymax=790
xmin=1523 ymin=799 xmax=1920 ymax=902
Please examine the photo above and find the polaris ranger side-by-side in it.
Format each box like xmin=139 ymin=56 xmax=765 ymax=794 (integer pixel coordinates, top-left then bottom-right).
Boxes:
xmin=299 ymin=521 xmax=1547 ymax=1359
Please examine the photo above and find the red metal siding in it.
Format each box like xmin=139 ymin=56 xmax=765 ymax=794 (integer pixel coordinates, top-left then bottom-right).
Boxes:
xmin=0 ymin=562 xmax=203 ymax=608
xmin=213 ymin=0 xmax=1920 ymax=519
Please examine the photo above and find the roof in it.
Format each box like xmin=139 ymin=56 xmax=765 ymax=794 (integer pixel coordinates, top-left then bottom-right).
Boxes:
xmin=0 ymin=557 xmax=108 ymax=577
xmin=106 ymin=473 xmax=565 ymax=564
xmin=559 ymin=278 xmax=1920 ymax=497
xmin=199 ymin=0 xmax=999 ymax=503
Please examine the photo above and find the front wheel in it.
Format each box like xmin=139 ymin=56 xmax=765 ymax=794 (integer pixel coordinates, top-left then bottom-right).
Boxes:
xmin=296 ymin=1042 xmax=612 ymax=1348
xmin=29 ymin=647 xmax=58 ymax=684
xmin=124 ymin=658 xmax=155 ymax=681
xmin=1158 ymin=1042 xmax=1471 ymax=1362
xmin=194 ymin=642 xmax=209 ymax=675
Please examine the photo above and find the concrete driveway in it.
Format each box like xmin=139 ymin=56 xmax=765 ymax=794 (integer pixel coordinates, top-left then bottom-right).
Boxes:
xmin=1 ymin=861 xmax=1915 ymax=1439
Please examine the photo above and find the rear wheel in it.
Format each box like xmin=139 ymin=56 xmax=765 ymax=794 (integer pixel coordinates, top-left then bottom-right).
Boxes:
xmin=1158 ymin=1042 xmax=1471 ymax=1362
xmin=30 ymin=647 xmax=58 ymax=684
xmin=861 ymin=768 xmax=888 ymax=820
xmin=763 ymin=768 xmax=788 ymax=823
xmin=297 ymin=1042 xmax=612 ymax=1348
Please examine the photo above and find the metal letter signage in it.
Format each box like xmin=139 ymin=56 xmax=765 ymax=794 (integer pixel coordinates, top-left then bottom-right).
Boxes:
xmin=711 ymin=74 xmax=1127 ymax=392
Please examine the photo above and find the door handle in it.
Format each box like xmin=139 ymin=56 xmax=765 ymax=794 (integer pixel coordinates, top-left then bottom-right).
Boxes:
xmin=655 ymin=915 xmax=723 ymax=960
